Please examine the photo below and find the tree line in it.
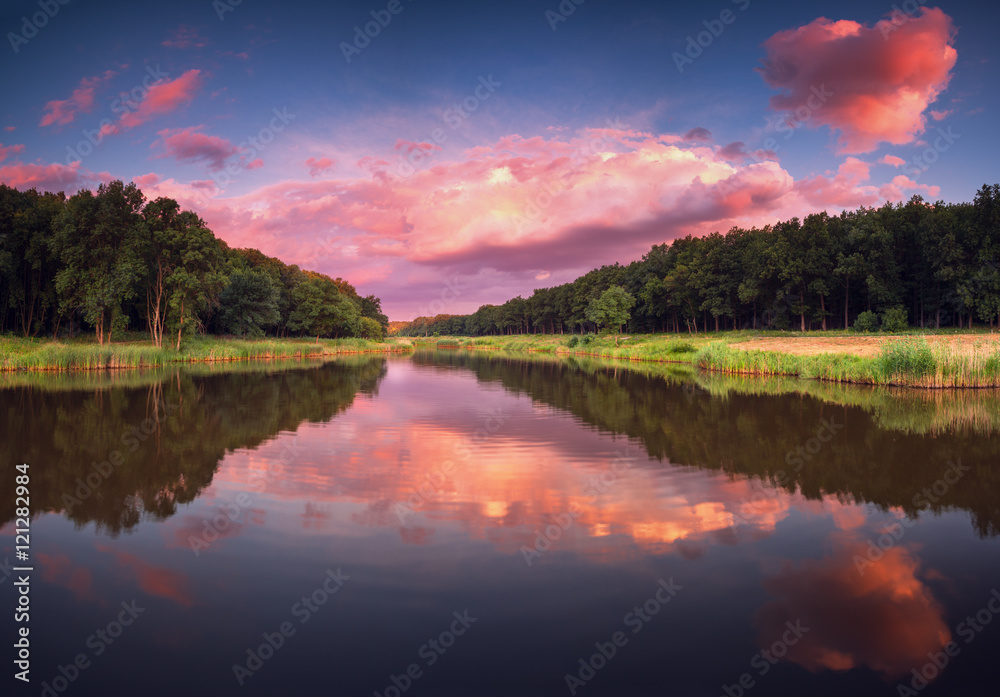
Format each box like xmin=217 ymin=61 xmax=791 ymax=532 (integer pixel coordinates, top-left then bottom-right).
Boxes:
xmin=396 ymin=184 xmax=1000 ymax=336
xmin=0 ymin=180 xmax=388 ymax=345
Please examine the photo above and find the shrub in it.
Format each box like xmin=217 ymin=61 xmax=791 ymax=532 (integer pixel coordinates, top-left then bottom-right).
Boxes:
xmin=665 ymin=339 xmax=696 ymax=354
xmin=581 ymin=335 xmax=595 ymax=346
xmin=876 ymin=338 xmax=935 ymax=380
xmin=566 ymin=336 xmax=579 ymax=348
xmin=854 ymin=311 xmax=879 ymax=333
xmin=881 ymin=306 xmax=908 ymax=333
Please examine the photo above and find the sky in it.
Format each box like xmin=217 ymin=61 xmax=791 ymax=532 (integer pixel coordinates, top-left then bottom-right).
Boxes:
xmin=0 ymin=0 xmax=995 ymax=320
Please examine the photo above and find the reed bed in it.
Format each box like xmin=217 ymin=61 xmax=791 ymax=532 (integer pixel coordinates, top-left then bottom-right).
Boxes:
xmin=0 ymin=336 xmax=411 ymax=372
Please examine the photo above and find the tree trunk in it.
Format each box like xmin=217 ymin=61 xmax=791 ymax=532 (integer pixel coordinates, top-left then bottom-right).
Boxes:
xmin=844 ymin=276 xmax=849 ymax=329
xmin=175 ymin=299 xmax=184 ymax=351
xmin=820 ymin=293 xmax=827 ymax=331
xmin=800 ymin=290 xmax=806 ymax=332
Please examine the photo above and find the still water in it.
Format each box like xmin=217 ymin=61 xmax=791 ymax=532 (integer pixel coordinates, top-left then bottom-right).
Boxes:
xmin=2 ymin=350 xmax=999 ymax=696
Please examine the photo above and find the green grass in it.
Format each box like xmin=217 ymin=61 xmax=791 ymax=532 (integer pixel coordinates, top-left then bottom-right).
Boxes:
xmin=692 ymin=336 xmax=1000 ymax=388
xmin=0 ymin=335 xmax=413 ymax=372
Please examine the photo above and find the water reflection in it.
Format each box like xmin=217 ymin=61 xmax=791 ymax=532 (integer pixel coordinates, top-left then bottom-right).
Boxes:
xmin=1 ymin=351 xmax=998 ymax=696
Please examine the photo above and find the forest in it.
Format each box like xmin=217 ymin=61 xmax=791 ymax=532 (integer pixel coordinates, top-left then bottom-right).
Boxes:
xmin=0 ymin=180 xmax=388 ymax=346
xmin=396 ymin=184 xmax=1000 ymax=336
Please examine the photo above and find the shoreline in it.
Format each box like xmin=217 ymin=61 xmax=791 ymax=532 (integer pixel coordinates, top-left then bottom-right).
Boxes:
xmin=4 ymin=332 xmax=1000 ymax=389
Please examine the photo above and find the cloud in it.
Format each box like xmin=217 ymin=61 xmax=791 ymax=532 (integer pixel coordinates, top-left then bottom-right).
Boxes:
xmin=305 ymin=156 xmax=336 ymax=177
xmin=879 ymin=154 xmax=906 ymax=167
xmin=39 ymin=71 xmax=116 ymax=127
xmin=0 ymin=143 xmax=25 ymax=162
xmin=155 ymin=127 xmax=239 ymax=171
xmin=162 ymin=25 xmax=210 ymax=49
xmin=0 ymin=160 xmax=110 ymax=192
xmin=756 ymin=530 xmax=950 ymax=680
xmin=3 ymin=126 xmax=15 ymax=132
xmin=929 ymin=109 xmax=953 ymax=121
xmin=103 ymin=69 xmax=202 ymax=134
xmin=758 ymin=8 xmax=957 ymax=153
xmin=683 ymin=127 xmax=713 ymax=143
xmin=133 ymin=127 xmax=937 ymax=319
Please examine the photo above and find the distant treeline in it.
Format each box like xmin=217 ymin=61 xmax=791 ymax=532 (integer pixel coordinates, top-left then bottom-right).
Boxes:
xmin=396 ymin=185 xmax=1000 ymax=336
xmin=0 ymin=180 xmax=388 ymax=346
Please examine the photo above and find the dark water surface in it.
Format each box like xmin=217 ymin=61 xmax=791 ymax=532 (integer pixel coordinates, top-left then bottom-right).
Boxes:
xmin=2 ymin=351 xmax=999 ymax=697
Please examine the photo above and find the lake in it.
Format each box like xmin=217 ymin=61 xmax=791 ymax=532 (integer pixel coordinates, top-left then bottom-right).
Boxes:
xmin=2 ymin=350 xmax=999 ymax=696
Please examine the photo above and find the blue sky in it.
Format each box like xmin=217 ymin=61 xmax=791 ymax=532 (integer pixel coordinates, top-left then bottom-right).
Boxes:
xmin=1 ymin=0 xmax=995 ymax=318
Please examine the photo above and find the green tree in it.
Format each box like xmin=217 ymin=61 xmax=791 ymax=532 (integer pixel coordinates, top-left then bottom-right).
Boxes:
xmin=586 ymin=285 xmax=635 ymax=344
xmin=52 ymin=181 xmax=146 ymax=344
xmin=218 ymin=269 xmax=280 ymax=338
xmin=286 ymin=276 xmax=360 ymax=340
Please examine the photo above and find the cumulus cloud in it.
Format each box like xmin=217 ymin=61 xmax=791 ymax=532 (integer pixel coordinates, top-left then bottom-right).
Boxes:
xmin=130 ymin=126 xmax=943 ymax=318
xmin=758 ymin=8 xmax=957 ymax=153
xmin=39 ymin=71 xmax=116 ymax=127
xmin=683 ymin=127 xmax=713 ymax=143
xmin=879 ymin=155 xmax=906 ymax=167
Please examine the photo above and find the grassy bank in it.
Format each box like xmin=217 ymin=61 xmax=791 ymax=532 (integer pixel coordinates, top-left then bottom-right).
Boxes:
xmin=0 ymin=335 xmax=414 ymax=372
xmin=414 ymin=331 xmax=1000 ymax=388
xmin=693 ymin=337 xmax=1000 ymax=388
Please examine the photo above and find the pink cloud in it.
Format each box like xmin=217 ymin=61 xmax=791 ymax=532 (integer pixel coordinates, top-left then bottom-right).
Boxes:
xmin=245 ymin=158 xmax=264 ymax=170
xmin=929 ymin=109 xmax=953 ymax=121
xmin=879 ymin=154 xmax=906 ymax=167
xmin=155 ymin=126 xmax=239 ymax=171
xmin=39 ymin=71 xmax=116 ymax=127
xmin=4 ymin=126 xmax=16 ymax=132
xmin=683 ymin=127 xmax=713 ymax=143
xmin=878 ymin=174 xmax=940 ymax=200
xmin=133 ymin=127 xmax=940 ymax=319
xmin=305 ymin=156 xmax=336 ymax=177
xmin=0 ymin=160 xmax=110 ymax=192
xmin=0 ymin=143 xmax=25 ymax=162
xmin=758 ymin=8 xmax=958 ymax=153
xmin=102 ymin=69 xmax=202 ymax=134
xmin=162 ymin=25 xmax=210 ymax=49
